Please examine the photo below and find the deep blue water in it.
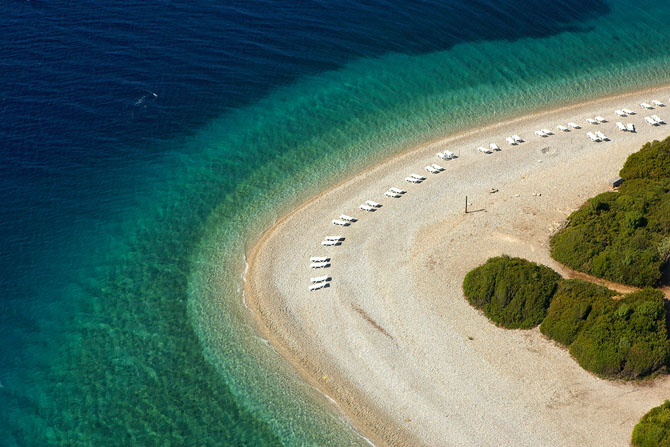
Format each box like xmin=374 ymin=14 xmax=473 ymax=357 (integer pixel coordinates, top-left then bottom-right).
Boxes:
xmin=2 ymin=0 xmax=670 ymax=445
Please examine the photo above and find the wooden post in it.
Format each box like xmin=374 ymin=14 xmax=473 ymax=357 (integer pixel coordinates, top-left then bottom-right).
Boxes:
xmin=465 ymin=195 xmax=468 ymax=214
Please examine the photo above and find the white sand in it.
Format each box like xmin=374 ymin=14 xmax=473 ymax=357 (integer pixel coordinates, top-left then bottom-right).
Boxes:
xmin=246 ymin=86 xmax=670 ymax=447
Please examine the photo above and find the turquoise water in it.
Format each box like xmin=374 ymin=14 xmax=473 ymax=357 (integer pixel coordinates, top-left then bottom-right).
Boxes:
xmin=4 ymin=0 xmax=670 ymax=445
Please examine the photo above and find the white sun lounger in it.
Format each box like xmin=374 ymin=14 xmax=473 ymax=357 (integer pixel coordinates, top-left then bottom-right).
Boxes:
xmin=652 ymin=100 xmax=665 ymax=107
xmin=390 ymin=187 xmax=406 ymax=194
xmin=431 ymin=164 xmax=444 ymax=171
xmin=385 ymin=191 xmax=401 ymax=198
xmin=339 ymin=215 xmax=357 ymax=222
xmin=641 ymin=103 xmax=654 ymax=109
xmin=321 ymin=240 xmax=339 ymax=246
xmin=512 ymin=135 xmax=523 ymax=143
xmin=366 ymin=200 xmax=382 ymax=207
xmin=626 ymin=123 xmax=636 ymax=132
xmin=425 ymin=165 xmax=439 ymax=174
xmin=506 ymin=136 xmax=516 ymax=145
xmin=586 ymin=132 xmax=600 ymax=142
xmin=478 ymin=146 xmax=492 ymax=153
xmin=535 ymin=130 xmax=547 ymax=137
xmin=310 ymin=262 xmax=330 ymax=269
xmin=622 ymin=108 xmax=635 ymax=115
xmin=557 ymin=125 xmax=569 ymax=132
xmin=360 ymin=204 xmax=375 ymax=211
xmin=332 ymin=219 xmax=350 ymax=226
xmin=437 ymin=152 xmax=450 ymax=160
xmin=541 ymin=128 xmax=553 ymax=135
xmin=311 ymin=275 xmax=329 ymax=283
xmin=595 ymin=116 xmax=607 ymax=123
xmin=410 ymin=174 xmax=426 ymax=181
xmin=489 ymin=143 xmax=500 ymax=151
xmin=325 ymin=236 xmax=343 ymax=241
xmin=616 ymin=122 xmax=626 ymax=131
xmin=652 ymin=115 xmax=665 ymax=124
xmin=405 ymin=177 xmax=422 ymax=183
xmin=568 ymin=122 xmax=581 ymax=129
xmin=645 ymin=116 xmax=658 ymax=126
xmin=310 ymin=256 xmax=329 ymax=263
xmin=615 ymin=110 xmax=626 ymax=117
xmin=309 ymin=282 xmax=329 ymax=291
xmin=444 ymin=150 xmax=456 ymax=158
xmin=596 ymin=131 xmax=607 ymax=140
xmin=586 ymin=118 xmax=597 ymax=125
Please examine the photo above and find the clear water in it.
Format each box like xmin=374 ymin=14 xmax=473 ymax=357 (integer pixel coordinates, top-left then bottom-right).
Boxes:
xmin=3 ymin=0 xmax=670 ymax=445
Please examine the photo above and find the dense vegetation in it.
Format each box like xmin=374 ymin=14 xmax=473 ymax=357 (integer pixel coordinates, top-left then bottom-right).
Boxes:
xmin=462 ymin=256 xmax=561 ymax=329
xmin=562 ymin=288 xmax=668 ymax=380
xmin=632 ymin=401 xmax=670 ymax=447
xmin=539 ymin=279 xmax=615 ymax=346
xmin=464 ymin=260 xmax=670 ymax=379
xmin=550 ymin=137 xmax=670 ymax=287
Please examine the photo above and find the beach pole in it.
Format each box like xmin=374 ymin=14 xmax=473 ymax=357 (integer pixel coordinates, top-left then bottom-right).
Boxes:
xmin=465 ymin=195 xmax=468 ymax=214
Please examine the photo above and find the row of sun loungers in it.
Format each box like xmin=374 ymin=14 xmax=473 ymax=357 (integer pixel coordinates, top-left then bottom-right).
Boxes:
xmin=314 ymin=167 xmax=427 ymax=289
xmin=312 ymin=97 xmax=670 ymax=290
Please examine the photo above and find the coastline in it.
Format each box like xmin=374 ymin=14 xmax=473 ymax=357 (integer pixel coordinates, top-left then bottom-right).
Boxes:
xmin=244 ymin=84 xmax=670 ymax=446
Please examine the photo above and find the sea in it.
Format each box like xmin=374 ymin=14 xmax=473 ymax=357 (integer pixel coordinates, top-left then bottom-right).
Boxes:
xmin=2 ymin=0 xmax=670 ymax=445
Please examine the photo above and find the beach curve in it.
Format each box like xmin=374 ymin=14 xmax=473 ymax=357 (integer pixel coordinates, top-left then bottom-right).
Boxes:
xmin=244 ymin=85 xmax=670 ymax=446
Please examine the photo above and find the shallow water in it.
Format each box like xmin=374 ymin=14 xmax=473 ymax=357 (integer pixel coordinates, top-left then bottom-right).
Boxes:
xmin=3 ymin=0 xmax=670 ymax=445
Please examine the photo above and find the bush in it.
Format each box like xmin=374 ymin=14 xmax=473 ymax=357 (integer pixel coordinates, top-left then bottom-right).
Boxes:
xmin=462 ymin=256 xmax=561 ymax=329
xmin=568 ymin=289 xmax=670 ymax=379
xmin=550 ymin=137 xmax=670 ymax=287
xmin=621 ymin=138 xmax=670 ymax=181
xmin=632 ymin=401 xmax=670 ymax=447
xmin=540 ymin=279 xmax=615 ymax=346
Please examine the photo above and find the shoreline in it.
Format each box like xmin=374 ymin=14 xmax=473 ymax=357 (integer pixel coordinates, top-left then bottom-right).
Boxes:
xmin=244 ymin=84 xmax=670 ymax=446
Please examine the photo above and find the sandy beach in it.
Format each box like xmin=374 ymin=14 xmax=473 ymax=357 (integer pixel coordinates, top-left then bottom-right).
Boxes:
xmin=245 ymin=85 xmax=670 ymax=446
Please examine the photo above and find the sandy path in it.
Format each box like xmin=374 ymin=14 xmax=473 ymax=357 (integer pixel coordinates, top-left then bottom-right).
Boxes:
xmin=246 ymin=86 xmax=670 ymax=446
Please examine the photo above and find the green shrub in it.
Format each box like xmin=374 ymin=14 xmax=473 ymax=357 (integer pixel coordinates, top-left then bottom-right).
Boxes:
xmin=659 ymin=237 xmax=670 ymax=264
xmin=621 ymin=138 xmax=670 ymax=181
xmin=540 ymin=279 xmax=615 ymax=346
xmin=550 ymin=137 xmax=670 ymax=287
xmin=632 ymin=401 xmax=670 ymax=447
xmin=462 ymin=256 xmax=561 ymax=329
xmin=568 ymin=289 xmax=670 ymax=379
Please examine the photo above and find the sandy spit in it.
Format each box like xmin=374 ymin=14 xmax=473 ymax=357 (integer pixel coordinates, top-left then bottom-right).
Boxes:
xmin=245 ymin=85 xmax=670 ymax=447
